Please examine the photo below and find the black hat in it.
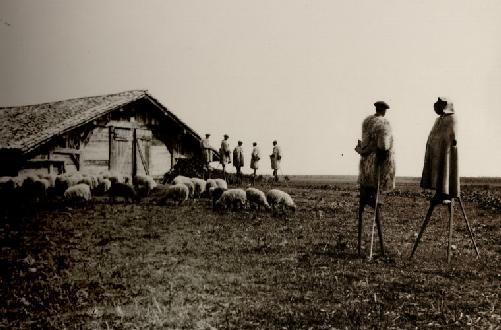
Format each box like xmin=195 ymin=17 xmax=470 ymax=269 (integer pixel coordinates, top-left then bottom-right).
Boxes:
xmin=224 ymin=134 xmax=229 ymax=138
xmin=205 ymin=133 xmax=210 ymax=137
xmin=374 ymin=101 xmax=390 ymax=110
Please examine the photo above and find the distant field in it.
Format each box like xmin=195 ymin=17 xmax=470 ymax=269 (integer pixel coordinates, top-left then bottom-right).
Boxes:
xmin=289 ymin=175 xmax=501 ymax=186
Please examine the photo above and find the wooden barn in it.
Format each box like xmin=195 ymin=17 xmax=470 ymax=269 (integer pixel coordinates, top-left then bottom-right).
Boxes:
xmin=0 ymin=90 xmax=209 ymax=178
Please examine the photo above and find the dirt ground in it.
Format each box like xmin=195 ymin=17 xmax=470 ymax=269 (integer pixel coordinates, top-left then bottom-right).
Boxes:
xmin=1 ymin=178 xmax=500 ymax=329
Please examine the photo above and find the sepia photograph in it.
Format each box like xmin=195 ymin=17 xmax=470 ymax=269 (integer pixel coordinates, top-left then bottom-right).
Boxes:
xmin=0 ymin=1 xmax=500 ymax=328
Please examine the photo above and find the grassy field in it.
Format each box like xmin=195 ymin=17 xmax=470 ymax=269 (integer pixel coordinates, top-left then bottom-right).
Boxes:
xmin=1 ymin=177 xmax=500 ymax=329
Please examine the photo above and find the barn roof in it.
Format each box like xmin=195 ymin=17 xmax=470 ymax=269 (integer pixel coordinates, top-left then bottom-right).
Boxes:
xmin=0 ymin=90 xmax=201 ymax=154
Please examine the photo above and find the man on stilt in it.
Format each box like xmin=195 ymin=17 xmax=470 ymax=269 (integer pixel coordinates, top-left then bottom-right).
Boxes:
xmin=270 ymin=140 xmax=282 ymax=182
xmin=233 ymin=141 xmax=244 ymax=184
xmin=250 ymin=142 xmax=260 ymax=185
xmin=355 ymin=101 xmax=396 ymax=258
xmin=201 ymin=133 xmax=212 ymax=179
xmin=411 ymin=97 xmax=479 ymax=262
xmin=220 ymin=134 xmax=231 ymax=181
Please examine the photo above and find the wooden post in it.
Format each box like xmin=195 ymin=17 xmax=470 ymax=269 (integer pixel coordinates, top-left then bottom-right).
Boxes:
xmin=132 ymin=128 xmax=137 ymax=178
xmin=458 ymin=197 xmax=480 ymax=258
xmin=410 ymin=201 xmax=437 ymax=259
xmin=447 ymin=199 xmax=454 ymax=263
xmin=108 ymin=126 xmax=113 ymax=171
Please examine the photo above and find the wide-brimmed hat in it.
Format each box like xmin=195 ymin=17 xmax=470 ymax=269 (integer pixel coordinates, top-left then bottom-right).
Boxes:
xmin=374 ymin=101 xmax=390 ymax=110
xmin=224 ymin=134 xmax=229 ymax=138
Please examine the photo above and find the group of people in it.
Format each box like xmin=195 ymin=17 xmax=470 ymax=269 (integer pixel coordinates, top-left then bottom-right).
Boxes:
xmin=356 ymin=97 xmax=460 ymax=257
xmin=201 ymin=134 xmax=282 ymax=183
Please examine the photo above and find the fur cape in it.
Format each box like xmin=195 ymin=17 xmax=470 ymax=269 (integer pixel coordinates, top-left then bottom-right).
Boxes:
xmin=219 ymin=140 xmax=231 ymax=165
xmin=420 ymin=104 xmax=459 ymax=197
xmin=270 ymin=145 xmax=282 ymax=170
xmin=232 ymin=146 xmax=244 ymax=168
xmin=357 ymin=114 xmax=396 ymax=192
xmin=250 ymin=147 xmax=260 ymax=170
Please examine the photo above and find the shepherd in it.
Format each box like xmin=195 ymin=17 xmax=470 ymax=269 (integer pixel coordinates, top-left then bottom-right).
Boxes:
xmin=411 ymin=97 xmax=478 ymax=262
xmin=220 ymin=134 xmax=231 ymax=180
xmin=270 ymin=140 xmax=282 ymax=182
xmin=420 ymin=97 xmax=459 ymax=202
xmin=233 ymin=141 xmax=244 ymax=184
xmin=250 ymin=142 xmax=260 ymax=185
xmin=355 ymin=101 xmax=396 ymax=258
xmin=201 ymin=133 xmax=212 ymax=179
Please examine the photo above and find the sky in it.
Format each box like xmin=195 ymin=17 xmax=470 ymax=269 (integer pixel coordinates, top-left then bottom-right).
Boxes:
xmin=0 ymin=0 xmax=500 ymax=176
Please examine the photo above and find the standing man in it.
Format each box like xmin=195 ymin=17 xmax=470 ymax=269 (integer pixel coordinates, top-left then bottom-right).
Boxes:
xmin=220 ymin=134 xmax=231 ymax=180
xmin=250 ymin=142 xmax=260 ymax=185
xmin=354 ymin=101 xmax=395 ymax=257
xmin=233 ymin=141 xmax=244 ymax=184
xmin=201 ymin=133 xmax=212 ymax=179
xmin=270 ymin=140 xmax=282 ymax=182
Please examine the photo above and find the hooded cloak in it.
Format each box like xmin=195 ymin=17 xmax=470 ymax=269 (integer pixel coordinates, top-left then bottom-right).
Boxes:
xmin=420 ymin=99 xmax=459 ymax=197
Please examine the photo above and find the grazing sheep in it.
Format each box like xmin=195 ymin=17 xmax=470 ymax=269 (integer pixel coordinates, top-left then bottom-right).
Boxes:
xmin=64 ymin=183 xmax=92 ymax=202
xmin=266 ymin=189 xmax=296 ymax=214
xmin=133 ymin=175 xmax=157 ymax=197
xmin=21 ymin=175 xmax=49 ymax=202
xmin=172 ymin=175 xmax=195 ymax=198
xmin=206 ymin=178 xmax=228 ymax=193
xmin=246 ymin=187 xmax=271 ymax=211
xmin=108 ymin=182 xmax=139 ymax=203
xmin=209 ymin=186 xmax=227 ymax=210
xmin=154 ymin=183 xmax=189 ymax=205
xmin=191 ymin=177 xmax=207 ymax=198
xmin=55 ymin=175 xmax=80 ymax=196
xmin=215 ymin=188 xmax=247 ymax=211
xmin=101 ymin=171 xmax=123 ymax=185
xmin=39 ymin=174 xmax=56 ymax=188
xmin=78 ymin=176 xmax=94 ymax=189
xmin=93 ymin=178 xmax=111 ymax=196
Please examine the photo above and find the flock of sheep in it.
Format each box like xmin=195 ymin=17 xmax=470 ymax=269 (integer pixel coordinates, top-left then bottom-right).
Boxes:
xmin=0 ymin=172 xmax=296 ymax=214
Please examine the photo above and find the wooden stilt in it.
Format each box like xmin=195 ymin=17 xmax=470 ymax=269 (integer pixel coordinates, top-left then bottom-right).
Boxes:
xmin=458 ymin=197 xmax=480 ymax=258
xmin=368 ymin=165 xmax=381 ymax=261
xmin=410 ymin=201 xmax=437 ymax=258
xmin=358 ymin=201 xmax=364 ymax=256
xmin=447 ymin=199 xmax=454 ymax=263
xmin=412 ymin=196 xmax=480 ymax=262
xmin=375 ymin=206 xmax=385 ymax=257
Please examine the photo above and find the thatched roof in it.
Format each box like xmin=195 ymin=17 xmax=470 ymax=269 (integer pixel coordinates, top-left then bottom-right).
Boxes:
xmin=0 ymin=90 xmax=201 ymax=154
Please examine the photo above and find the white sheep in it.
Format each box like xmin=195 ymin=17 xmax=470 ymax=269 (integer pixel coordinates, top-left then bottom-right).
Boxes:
xmin=209 ymin=186 xmax=227 ymax=209
xmin=266 ymin=189 xmax=296 ymax=213
xmin=55 ymin=175 xmax=79 ymax=196
xmin=172 ymin=175 xmax=195 ymax=198
xmin=246 ymin=187 xmax=271 ymax=211
xmin=215 ymin=188 xmax=247 ymax=211
xmin=156 ymin=183 xmax=189 ymax=205
xmin=94 ymin=178 xmax=111 ymax=196
xmin=206 ymin=178 xmax=228 ymax=194
xmin=78 ymin=176 xmax=94 ymax=189
xmin=191 ymin=177 xmax=207 ymax=198
xmin=21 ymin=175 xmax=49 ymax=202
xmin=134 ymin=174 xmax=157 ymax=196
xmin=64 ymin=183 xmax=92 ymax=202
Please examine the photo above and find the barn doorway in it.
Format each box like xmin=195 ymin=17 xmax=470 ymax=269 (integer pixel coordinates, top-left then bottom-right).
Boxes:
xmin=109 ymin=126 xmax=151 ymax=178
